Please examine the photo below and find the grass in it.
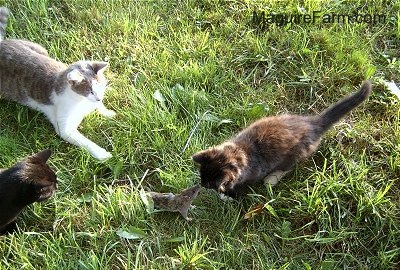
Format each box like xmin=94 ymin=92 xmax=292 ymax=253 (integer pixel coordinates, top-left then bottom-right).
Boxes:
xmin=0 ymin=0 xmax=399 ymax=268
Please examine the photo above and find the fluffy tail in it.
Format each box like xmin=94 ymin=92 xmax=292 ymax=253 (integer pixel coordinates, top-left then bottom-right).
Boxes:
xmin=318 ymin=81 xmax=372 ymax=133
xmin=0 ymin=7 xmax=9 ymax=42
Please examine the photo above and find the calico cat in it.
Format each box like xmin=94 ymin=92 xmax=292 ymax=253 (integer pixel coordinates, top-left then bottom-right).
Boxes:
xmin=0 ymin=149 xmax=57 ymax=234
xmin=0 ymin=7 xmax=115 ymax=160
xmin=193 ymin=81 xmax=372 ymax=197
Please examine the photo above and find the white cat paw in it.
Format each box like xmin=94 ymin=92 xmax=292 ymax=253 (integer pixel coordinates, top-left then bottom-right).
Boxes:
xmin=100 ymin=109 xmax=116 ymax=118
xmin=92 ymin=148 xmax=112 ymax=161
xmin=103 ymin=110 xmax=117 ymax=118
xmin=219 ymin=193 xmax=234 ymax=201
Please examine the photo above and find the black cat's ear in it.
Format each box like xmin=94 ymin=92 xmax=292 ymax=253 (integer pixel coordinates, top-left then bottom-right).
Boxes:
xmin=192 ymin=150 xmax=212 ymax=165
xmin=33 ymin=149 xmax=52 ymax=163
xmin=91 ymin=61 xmax=108 ymax=75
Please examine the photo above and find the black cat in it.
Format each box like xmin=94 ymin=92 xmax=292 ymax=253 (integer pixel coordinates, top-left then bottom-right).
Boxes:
xmin=0 ymin=149 xmax=57 ymax=234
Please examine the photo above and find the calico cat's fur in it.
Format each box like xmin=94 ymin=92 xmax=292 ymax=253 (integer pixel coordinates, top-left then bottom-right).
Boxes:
xmin=0 ymin=149 xmax=57 ymax=234
xmin=193 ymin=81 xmax=372 ymax=197
xmin=0 ymin=7 xmax=115 ymax=160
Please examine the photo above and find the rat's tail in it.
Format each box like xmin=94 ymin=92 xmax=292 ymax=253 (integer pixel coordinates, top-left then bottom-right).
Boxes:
xmin=317 ymin=81 xmax=372 ymax=133
xmin=0 ymin=7 xmax=9 ymax=42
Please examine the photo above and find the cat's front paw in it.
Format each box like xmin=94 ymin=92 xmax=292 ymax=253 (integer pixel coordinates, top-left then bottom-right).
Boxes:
xmin=92 ymin=148 xmax=112 ymax=161
xmin=97 ymin=105 xmax=116 ymax=118
xmin=100 ymin=109 xmax=116 ymax=118
xmin=219 ymin=193 xmax=234 ymax=201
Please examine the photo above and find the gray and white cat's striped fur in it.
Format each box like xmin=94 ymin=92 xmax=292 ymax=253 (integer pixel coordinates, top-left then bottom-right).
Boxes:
xmin=0 ymin=7 xmax=115 ymax=160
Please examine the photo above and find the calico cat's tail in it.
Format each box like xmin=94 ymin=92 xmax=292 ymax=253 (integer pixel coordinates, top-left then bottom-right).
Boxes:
xmin=318 ymin=81 xmax=372 ymax=133
xmin=0 ymin=7 xmax=9 ymax=42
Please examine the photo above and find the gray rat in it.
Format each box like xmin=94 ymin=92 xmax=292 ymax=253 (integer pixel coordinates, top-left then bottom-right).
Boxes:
xmin=148 ymin=184 xmax=201 ymax=221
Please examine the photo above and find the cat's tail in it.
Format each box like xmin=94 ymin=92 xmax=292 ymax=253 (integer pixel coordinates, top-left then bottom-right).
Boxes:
xmin=317 ymin=81 xmax=372 ymax=133
xmin=0 ymin=7 xmax=9 ymax=42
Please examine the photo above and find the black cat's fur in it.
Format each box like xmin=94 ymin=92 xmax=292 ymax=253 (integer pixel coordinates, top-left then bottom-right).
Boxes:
xmin=0 ymin=149 xmax=57 ymax=234
xmin=193 ymin=81 xmax=372 ymax=197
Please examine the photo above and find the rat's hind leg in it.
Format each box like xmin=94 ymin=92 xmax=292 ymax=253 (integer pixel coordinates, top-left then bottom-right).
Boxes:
xmin=179 ymin=208 xmax=191 ymax=221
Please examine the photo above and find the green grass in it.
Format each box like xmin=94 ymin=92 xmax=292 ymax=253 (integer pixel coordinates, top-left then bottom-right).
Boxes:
xmin=0 ymin=0 xmax=399 ymax=268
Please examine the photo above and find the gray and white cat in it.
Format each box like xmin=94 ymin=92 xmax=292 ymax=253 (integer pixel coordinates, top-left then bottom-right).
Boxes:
xmin=0 ymin=7 xmax=115 ymax=160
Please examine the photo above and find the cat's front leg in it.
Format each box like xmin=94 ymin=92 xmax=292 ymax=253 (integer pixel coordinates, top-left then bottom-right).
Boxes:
xmin=57 ymin=127 xmax=112 ymax=161
xmin=263 ymin=170 xmax=289 ymax=186
xmin=97 ymin=102 xmax=116 ymax=118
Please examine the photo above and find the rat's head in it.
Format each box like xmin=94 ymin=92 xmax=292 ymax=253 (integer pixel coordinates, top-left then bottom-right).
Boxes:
xmin=192 ymin=142 xmax=247 ymax=195
xmin=66 ymin=61 xmax=108 ymax=102
xmin=182 ymin=184 xmax=201 ymax=199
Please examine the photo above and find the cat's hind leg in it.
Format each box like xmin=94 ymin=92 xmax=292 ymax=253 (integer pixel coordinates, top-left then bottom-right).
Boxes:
xmin=264 ymin=170 xmax=289 ymax=186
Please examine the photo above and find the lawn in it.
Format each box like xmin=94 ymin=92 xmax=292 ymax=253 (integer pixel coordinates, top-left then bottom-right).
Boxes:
xmin=0 ymin=0 xmax=399 ymax=269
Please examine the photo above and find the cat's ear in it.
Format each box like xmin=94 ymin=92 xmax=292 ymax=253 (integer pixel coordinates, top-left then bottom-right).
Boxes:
xmin=33 ymin=149 xmax=52 ymax=163
xmin=67 ymin=69 xmax=85 ymax=85
xmin=91 ymin=62 xmax=108 ymax=75
xmin=192 ymin=149 xmax=212 ymax=165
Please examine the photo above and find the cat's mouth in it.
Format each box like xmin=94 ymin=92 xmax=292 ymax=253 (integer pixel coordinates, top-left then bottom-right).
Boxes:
xmin=37 ymin=185 xmax=56 ymax=202
xmin=218 ymin=176 xmax=234 ymax=193
xmin=218 ymin=184 xmax=226 ymax=193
